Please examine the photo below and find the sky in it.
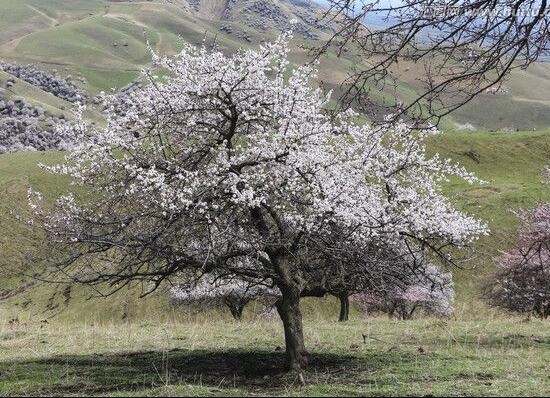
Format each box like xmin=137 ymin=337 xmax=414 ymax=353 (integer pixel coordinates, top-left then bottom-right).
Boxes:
xmin=313 ymin=0 xmax=400 ymax=27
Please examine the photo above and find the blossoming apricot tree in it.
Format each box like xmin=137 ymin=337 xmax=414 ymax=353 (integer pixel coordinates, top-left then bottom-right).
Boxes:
xmin=30 ymin=35 xmax=487 ymax=371
xmin=351 ymin=261 xmax=455 ymax=320
xmin=170 ymin=272 xmax=280 ymax=320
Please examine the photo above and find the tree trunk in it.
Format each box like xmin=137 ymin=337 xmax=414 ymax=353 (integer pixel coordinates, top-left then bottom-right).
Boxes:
xmin=534 ymin=301 xmax=549 ymax=319
xmin=228 ymin=304 xmax=244 ymax=320
xmin=276 ymin=291 xmax=308 ymax=371
xmin=338 ymin=294 xmax=350 ymax=322
xmin=223 ymin=298 xmax=245 ymax=321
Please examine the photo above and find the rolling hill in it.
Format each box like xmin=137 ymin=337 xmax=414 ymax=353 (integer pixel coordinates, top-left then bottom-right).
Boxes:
xmin=1 ymin=0 xmax=550 ymax=130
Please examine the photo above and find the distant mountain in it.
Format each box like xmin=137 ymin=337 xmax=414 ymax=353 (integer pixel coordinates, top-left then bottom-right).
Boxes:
xmin=313 ymin=0 xmax=399 ymax=28
xmin=172 ymin=0 xmax=332 ymax=40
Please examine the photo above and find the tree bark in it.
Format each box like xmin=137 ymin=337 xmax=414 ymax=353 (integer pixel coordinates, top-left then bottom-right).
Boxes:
xmin=338 ymin=293 xmax=350 ymax=322
xmin=228 ymin=304 xmax=244 ymax=320
xmin=223 ymin=298 xmax=245 ymax=321
xmin=276 ymin=290 xmax=308 ymax=371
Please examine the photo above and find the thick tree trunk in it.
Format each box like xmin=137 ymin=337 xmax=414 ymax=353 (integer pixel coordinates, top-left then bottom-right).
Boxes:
xmin=338 ymin=293 xmax=350 ymax=322
xmin=276 ymin=291 xmax=308 ymax=371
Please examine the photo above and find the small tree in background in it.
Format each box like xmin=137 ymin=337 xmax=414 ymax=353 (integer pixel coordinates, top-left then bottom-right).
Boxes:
xmin=310 ymin=233 xmax=455 ymax=322
xmin=350 ymin=262 xmax=454 ymax=320
xmin=29 ymin=35 xmax=487 ymax=371
xmin=485 ymin=203 xmax=550 ymax=318
xmin=170 ymin=272 xmax=280 ymax=320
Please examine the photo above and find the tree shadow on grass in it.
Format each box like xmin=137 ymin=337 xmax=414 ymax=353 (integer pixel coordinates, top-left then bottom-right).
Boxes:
xmin=0 ymin=348 xmax=366 ymax=395
xmin=3 ymin=333 xmax=547 ymax=395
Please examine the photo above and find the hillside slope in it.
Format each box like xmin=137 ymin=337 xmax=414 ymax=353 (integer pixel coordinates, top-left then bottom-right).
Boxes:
xmin=0 ymin=70 xmax=71 ymax=117
xmin=0 ymin=0 xmax=330 ymax=92
xmin=1 ymin=0 xmax=550 ymax=130
xmin=1 ymin=131 xmax=549 ymax=322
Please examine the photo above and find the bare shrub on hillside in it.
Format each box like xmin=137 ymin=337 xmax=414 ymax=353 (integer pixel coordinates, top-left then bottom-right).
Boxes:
xmin=1 ymin=62 xmax=87 ymax=103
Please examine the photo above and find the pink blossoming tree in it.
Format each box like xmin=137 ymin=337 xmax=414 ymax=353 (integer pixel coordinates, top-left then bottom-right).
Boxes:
xmin=351 ymin=261 xmax=455 ymax=320
xmin=485 ymin=202 xmax=550 ymax=318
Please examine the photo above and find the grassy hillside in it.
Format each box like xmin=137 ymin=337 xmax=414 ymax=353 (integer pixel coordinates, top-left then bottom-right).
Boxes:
xmin=0 ymin=0 xmax=239 ymax=93
xmin=1 ymin=130 xmax=549 ymax=324
xmin=428 ymin=131 xmax=550 ymax=311
xmin=385 ymin=57 xmax=550 ymax=131
xmin=1 ymin=0 xmax=550 ymax=130
xmin=0 ymin=70 xmax=72 ymax=116
xmin=452 ymin=69 xmax=550 ymax=132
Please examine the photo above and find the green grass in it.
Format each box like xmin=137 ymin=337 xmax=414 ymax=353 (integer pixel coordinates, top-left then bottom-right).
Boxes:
xmin=13 ymin=16 xmax=155 ymax=69
xmin=0 ymin=317 xmax=548 ymax=396
xmin=0 ymin=0 xmax=54 ymax=44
